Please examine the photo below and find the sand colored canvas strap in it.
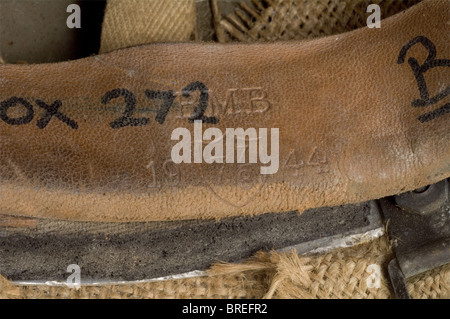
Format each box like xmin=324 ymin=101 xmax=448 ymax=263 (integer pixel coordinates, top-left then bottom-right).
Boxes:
xmin=99 ymin=0 xmax=197 ymax=54
xmin=0 ymin=0 xmax=448 ymax=222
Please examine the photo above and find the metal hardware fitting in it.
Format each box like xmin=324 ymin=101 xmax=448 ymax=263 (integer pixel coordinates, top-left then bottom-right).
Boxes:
xmin=379 ymin=178 xmax=450 ymax=299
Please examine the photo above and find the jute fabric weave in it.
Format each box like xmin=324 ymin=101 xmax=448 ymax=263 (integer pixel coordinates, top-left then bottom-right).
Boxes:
xmin=2 ymin=0 xmax=447 ymax=299
xmin=99 ymin=0 xmax=197 ymax=53
xmin=215 ymin=0 xmax=422 ymax=42
xmin=1 ymin=236 xmax=448 ymax=298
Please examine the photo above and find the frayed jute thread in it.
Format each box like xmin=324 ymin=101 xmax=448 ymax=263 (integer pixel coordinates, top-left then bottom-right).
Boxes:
xmin=2 ymin=0 xmax=447 ymax=299
xmin=209 ymin=236 xmax=449 ymax=299
xmin=1 ymin=236 xmax=448 ymax=298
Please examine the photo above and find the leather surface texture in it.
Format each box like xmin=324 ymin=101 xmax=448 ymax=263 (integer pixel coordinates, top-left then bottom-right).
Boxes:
xmin=0 ymin=0 xmax=448 ymax=222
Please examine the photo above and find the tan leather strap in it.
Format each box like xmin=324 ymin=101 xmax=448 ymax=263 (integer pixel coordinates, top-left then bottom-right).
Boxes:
xmin=0 ymin=0 xmax=448 ymax=222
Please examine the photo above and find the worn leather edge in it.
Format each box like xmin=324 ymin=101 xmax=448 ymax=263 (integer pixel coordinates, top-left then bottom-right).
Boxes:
xmin=0 ymin=0 xmax=448 ymax=222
